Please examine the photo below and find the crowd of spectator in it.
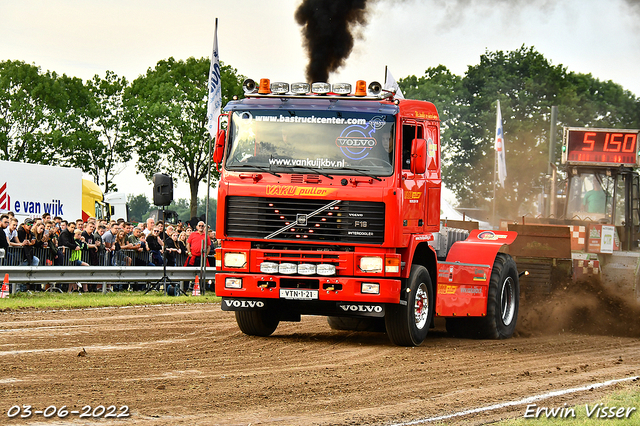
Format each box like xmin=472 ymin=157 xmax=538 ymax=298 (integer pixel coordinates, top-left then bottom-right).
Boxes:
xmin=0 ymin=211 xmax=217 ymax=292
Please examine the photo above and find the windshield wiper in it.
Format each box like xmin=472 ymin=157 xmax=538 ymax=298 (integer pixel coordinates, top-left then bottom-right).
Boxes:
xmin=277 ymin=165 xmax=334 ymax=180
xmin=227 ymin=164 xmax=281 ymax=177
xmin=327 ymin=166 xmax=382 ymax=181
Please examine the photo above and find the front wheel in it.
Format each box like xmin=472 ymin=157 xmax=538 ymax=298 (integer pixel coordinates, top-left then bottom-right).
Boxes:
xmin=385 ymin=265 xmax=434 ymax=346
xmin=235 ymin=309 xmax=280 ymax=337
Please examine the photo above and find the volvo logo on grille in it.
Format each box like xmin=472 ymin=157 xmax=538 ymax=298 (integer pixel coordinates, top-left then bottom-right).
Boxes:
xmin=296 ymin=214 xmax=307 ymax=226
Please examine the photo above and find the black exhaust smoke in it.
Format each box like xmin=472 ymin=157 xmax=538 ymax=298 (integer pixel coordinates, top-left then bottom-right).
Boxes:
xmin=295 ymin=0 xmax=372 ymax=83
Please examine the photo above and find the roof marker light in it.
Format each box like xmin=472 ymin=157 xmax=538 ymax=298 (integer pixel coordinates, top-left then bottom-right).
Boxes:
xmin=311 ymin=82 xmax=331 ymax=95
xmin=291 ymin=82 xmax=311 ymax=94
xmin=258 ymin=78 xmax=271 ymax=94
xmin=271 ymin=82 xmax=289 ymax=94
xmin=332 ymin=83 xmax=352 ymax=95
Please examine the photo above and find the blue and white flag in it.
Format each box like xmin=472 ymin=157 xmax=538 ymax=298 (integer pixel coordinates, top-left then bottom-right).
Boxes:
xmin=205 ymin=18 xmax=222 ymax=139
xmin=384 ymin=68 xmax=405 ymax=99
xmin=495 ymin=100 xmax=507 ymax=187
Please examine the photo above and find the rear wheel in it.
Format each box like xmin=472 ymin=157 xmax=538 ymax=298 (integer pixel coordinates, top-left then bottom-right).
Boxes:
xmin=447 ymin=253 xmax=519 ymax=339
xmin=235 ymin=310 xmax=280 ymax=337
xmin=385 ymin=265 xmax=434 ymax=346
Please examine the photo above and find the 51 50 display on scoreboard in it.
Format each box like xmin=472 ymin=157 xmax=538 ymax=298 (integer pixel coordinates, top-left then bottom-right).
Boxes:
xmin=563 ymin=127 xmax=640 ymax=166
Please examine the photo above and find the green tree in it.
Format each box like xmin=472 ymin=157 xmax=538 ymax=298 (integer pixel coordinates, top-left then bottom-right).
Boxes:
xmin=400 ymin=65 xmax=468 ymax=169
xmin=560 ymin=72 xmax=640 ymax=129
xmin=166 ymin=197 xmax=217 ymax=228
xmin=400 ymin=46 xmax=640 ymax=221
xmin=0 ymin=60 xmax=65 ymax=163
xmin=449 ymin=46 xmax=569 ymax=218
xmin=124 ymin=57 xmax=244 ymax=218
xmin=127 ymin=193 xmax=151 ymax=222
xmin=62 ymin=71 xmax=132 ymax=193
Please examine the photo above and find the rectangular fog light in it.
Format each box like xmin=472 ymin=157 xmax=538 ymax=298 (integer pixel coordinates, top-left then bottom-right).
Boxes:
xmin=225 ymin=277 xmax=243 ymax=289
xmin=279 ymin=263 xmax=297 ymax=275
xmin=297 ymin=263 xmax=316 ymax=275
xmin=260 ymin=262 xmax=279 ymax=274
xmin=361 ymin=282 xmax=380 ymax=294
xmin=316 ymin=264 xmax=336 ymax=276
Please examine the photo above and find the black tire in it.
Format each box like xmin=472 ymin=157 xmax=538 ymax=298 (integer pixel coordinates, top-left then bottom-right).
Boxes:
xmin=385 ymin=265 xmax=434 ymax=346
xmin=453 ymin=253 xmax=519 ymax=339
xmin=327 ymin=316 xmax=386 ymax=332
xmin=235 ymin=310 xmax=280 ymax=337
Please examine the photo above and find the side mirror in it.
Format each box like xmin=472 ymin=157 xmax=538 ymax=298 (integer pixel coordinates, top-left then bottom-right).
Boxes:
xmin=212 ymin=129 xmax=226 ymax=164
xmin=410 ymin=138 xmax=427 ymax=174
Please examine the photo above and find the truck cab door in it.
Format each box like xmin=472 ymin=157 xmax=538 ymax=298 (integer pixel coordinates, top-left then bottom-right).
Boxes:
xmin=424 ymin=122 xmax=441 ymax=229
xmin=401 ymin=121 xmax=426 ymax=233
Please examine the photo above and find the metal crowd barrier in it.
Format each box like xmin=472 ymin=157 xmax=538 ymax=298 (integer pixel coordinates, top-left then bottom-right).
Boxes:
xmin=0 ymin=247 xmax=191 ymax=267
xmin=0 ymin=247 xmax=216 ymax=295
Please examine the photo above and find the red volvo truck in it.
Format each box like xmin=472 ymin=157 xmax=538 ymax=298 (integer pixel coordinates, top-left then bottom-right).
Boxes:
xmin=213 ymin=78 xmax=520 ymax=346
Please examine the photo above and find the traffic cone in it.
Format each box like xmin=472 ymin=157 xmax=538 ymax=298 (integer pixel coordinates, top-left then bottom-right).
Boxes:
xmin=1 ymin=274 xmax=9 ymax=299
xmin=192 ymin=275 xmax=200 ymax=296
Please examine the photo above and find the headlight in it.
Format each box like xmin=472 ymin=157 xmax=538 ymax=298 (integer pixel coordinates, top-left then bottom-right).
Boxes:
xmin=360 ymin=256 xmax=383 ymax=273
xmin=224 ymin=252 xmax=247 ymax=268
xmin=225 ymin=277 xmax=242 ymax=289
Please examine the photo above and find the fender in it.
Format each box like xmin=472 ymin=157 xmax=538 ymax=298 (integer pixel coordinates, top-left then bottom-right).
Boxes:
xmin=436 ymin=230 xmax=518 ymax=317
xmin=398 ymin=233 xmax=438 ymax=279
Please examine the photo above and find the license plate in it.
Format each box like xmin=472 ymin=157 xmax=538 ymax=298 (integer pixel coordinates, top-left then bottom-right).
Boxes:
xmin=279 ymin=289 xmax=319 ymax=300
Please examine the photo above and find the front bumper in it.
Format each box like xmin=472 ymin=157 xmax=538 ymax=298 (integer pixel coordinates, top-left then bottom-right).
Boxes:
xmin=215 ymin=272 xmax=401 ymax=304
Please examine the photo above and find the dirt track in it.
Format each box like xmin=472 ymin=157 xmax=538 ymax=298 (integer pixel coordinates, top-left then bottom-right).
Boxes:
xmin=1 ymin=292 xmax=639 ymax=426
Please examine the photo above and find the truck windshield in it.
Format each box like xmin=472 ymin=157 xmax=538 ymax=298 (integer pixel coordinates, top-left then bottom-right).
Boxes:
xmin=225 ymin=110 xmax=395 ymax=176
xmin=566 ymin=171 xmax=615 ymax=221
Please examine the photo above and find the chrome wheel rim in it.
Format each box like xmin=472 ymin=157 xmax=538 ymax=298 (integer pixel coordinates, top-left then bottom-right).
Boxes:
xmin=414 ymin=282 xmax=429 ymax=329
xmin=501 ymin=276 xmax=515 ymax=326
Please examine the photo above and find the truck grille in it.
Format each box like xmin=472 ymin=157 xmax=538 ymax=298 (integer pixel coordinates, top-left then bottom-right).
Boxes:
xmin=226 ymin=196 xmax=385 ymax=244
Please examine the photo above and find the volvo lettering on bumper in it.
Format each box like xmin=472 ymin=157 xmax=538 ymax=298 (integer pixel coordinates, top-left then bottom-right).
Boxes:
xmin=221 ymin=298 xmax=267 ymax=311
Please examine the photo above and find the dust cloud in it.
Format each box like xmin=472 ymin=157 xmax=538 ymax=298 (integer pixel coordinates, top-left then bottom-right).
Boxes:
xmin=517 ymin=278 xmax=640 ymax=338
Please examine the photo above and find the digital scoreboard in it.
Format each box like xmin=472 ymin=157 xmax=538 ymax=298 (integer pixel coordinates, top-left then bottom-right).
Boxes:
xmin=562 ymin=127 xmax=639 ymax=167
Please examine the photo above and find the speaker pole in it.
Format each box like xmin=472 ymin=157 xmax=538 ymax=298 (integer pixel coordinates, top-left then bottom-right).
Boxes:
xmin=146 ymin=173 xmax=182 ymax=295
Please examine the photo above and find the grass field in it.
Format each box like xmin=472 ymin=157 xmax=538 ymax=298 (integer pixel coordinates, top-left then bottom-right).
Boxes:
xmin=498 ymin=386 xmax=640 ymax=425
xmin=0 ymin=290 xmax=220 ymax=311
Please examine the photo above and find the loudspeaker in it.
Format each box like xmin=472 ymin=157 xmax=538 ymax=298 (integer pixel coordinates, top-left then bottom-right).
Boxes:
xmin=153 ymin=173 xmax=173 ymax=206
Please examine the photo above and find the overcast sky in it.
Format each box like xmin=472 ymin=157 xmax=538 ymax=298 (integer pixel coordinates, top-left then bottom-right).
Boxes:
xmin=2 ymin=0 xmax=639 ymax=201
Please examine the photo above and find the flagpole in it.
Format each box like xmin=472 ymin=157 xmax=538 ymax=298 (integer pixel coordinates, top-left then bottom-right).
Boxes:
xmin=203 ymin=125 xmax=213 ymax=295
xmin=203 ymin=17 xmax=220 ymax=293
xmin=492 ymin=139 xmax=497 ymax=228
xmin=492 ymin=99 xmax=499 ymax=228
